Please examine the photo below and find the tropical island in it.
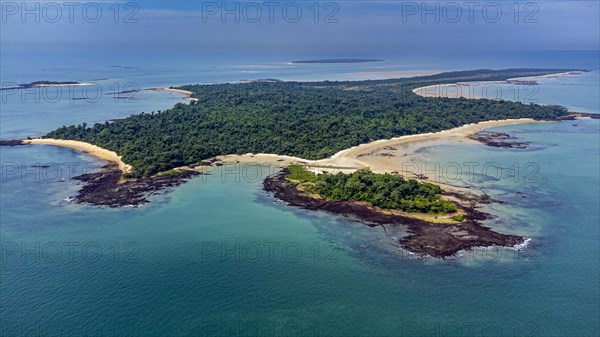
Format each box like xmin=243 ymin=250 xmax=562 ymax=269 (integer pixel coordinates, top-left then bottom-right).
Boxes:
xmin=264 ymin=166 xmax=523 ymax=258
xmin=1 ymin=68 xmax=589 ymax=257
xmin=44 ymin=69 xmax=575 ymax=177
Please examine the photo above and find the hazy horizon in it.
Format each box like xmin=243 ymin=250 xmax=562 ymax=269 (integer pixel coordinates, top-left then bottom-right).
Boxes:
xmin=2 ymin=1 xmax=598 ymax=55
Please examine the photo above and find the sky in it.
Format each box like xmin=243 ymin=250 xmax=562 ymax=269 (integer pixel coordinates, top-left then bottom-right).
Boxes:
xmin=1 ymin=1 xmax=599 ymax=56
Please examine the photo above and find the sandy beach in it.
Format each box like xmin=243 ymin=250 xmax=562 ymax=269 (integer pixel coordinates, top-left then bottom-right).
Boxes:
xmin=23 ymin=139 xmax=132 ymax=173
xmin=412 ymin=83 xmax=481 ymax=98
xmin=148 ymin=88 xmax=199 ymax=102
xmin=413 ymin=71 xmax=584 ymax=98
xmin=506 ymin=71 xmax=584 ymax=82
xmin=214 ymin=118 xmax=540 ymax=177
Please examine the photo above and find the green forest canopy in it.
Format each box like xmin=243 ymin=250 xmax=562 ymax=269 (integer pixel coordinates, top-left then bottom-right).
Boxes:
xmin=46 ymin=69 xmax=574 ymax=177
xmin=287 ymin=165 xmax=457 ymax=214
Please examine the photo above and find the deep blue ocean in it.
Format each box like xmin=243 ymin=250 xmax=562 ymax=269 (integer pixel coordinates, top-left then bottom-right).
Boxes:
xmin=1 ymin=51 xmax=598 ymax=336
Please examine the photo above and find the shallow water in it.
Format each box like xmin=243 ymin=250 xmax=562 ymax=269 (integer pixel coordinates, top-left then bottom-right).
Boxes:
xmin=416 ymin=70 xmax=600 ymax=113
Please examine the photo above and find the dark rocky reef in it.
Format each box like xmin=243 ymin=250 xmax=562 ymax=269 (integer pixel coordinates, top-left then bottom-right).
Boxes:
xmin=469 ymin=131 xmax=531 ymax=149
xmin=263 ymin=169 xmax=523 ymax=258
xmin=0 ymin=139 xmax=203 ymax=207
xmin=470 ymin=113 xmax=599 ymax=148
xmin=73 ymin=164 xmax=200 ymax=208
xmin=0 ymin=140 xmax=27 ymax=146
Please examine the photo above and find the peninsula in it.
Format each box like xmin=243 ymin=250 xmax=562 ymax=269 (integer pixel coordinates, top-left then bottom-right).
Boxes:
xmin=45 ymin=69 xmax=574 ymax=177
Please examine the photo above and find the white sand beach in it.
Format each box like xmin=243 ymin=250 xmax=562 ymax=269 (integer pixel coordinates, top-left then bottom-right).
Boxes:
xmin=413 ymin=71 xmax=584 ymax=99
xmin=23 ymin=139 xmax=132 ymax=173
xmin=506 ymin=71 xmax=584 ymax=82
xmin=148 ymin=88 xmax=199 ymax=102
xmin=215 ymin=118 xmax=540 ymax=176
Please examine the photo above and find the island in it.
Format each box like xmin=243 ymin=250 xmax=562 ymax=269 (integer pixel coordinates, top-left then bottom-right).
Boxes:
xmin=264 ymin=166 xmax=522 ymax=258
xmin=0 ymin=81 xmax=88 ymax=91
xmin=44 ymin=69 xmax=574 ymax=177
xmin=1 ymin=68 xmax=587 ymax=257
xmin=291 ymin=59 xmax=384 ymax=64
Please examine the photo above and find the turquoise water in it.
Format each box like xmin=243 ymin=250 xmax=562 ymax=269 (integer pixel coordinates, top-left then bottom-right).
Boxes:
xmin=1 ymin=120 xmax=598 ymax=336
xmin=1 ymin=54 xmax=599 ymax=336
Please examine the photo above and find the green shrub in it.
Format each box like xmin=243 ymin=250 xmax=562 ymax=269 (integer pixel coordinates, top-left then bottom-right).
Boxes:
xmin=452 ymin=215 xmax=465 ymax=222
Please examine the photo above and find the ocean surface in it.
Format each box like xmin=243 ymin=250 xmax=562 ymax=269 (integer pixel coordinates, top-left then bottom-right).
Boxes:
xmin=1 ymin=51 xmax=598 ymax=336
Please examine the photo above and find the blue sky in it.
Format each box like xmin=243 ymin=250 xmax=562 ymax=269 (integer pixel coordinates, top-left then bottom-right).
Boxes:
xmin=1 ymin=0 xmax=599 ymax=55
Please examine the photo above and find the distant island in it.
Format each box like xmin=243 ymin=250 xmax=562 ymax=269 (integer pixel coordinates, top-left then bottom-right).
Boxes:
xmin=291 ymin=58 xmax=384 ymax=64
xmin=0 ymin=81 xmax=87 ymax=91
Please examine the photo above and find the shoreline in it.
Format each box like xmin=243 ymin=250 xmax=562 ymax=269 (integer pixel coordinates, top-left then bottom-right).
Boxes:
xmin=147 ymin=87 xmax=199 ymax=102
xmin=9 ymin=113 xmax=593 ymax=211
xmin=16 ymin=118 xmax=543 ymax=179
xmin=506 ymin=71 xmax=585 ymax=81
xmin=340 ymin=70 xmax=440 ymax=80
xmin=212 ymin=118 xmax=542 ymax=175
xmin=412 ymin=71 xmax=586 ymax=98
xmin=22 ymin=139 xmax=132 ymax=173
xmin=264 ymin=168 xmax=524 ymax=258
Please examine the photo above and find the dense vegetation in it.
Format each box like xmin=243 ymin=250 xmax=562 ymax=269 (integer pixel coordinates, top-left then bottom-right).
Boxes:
xmin=46 ymin=69 xmax=573 ymax=177
xmin=287 ymin=165 xmax=457 ymax=214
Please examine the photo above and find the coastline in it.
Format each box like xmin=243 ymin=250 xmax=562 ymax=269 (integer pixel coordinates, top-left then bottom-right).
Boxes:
xmin=20 ymin=118 xmax=542 ymax=180
xmin=148 ymin=87 xmax=199 ymax=102
xmin=213 ymin=118 xmax=542 ymax=176
xmin=22 ymin=139 xmax=132 ymax=173
xmin=264 ymin=168 xmax=524 ymax=258
xmin=3 ymin=119 xmax=545 ymax=251
xmin=7 ymin=86 xmax=576 ymax=253
xmin=412 ymin=71 xmax=585 ymax=98
xmin=4 ymin=139 xmax=196 ymax=207
xmin=506 ymin=70 xmax=584 ymax=81
xmin=340 ymin=70 xmax=440 ymax=80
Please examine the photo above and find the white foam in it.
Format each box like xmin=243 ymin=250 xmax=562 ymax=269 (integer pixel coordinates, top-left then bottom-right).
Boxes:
xmin=511 ymin=238 xmax=532 ymax=251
